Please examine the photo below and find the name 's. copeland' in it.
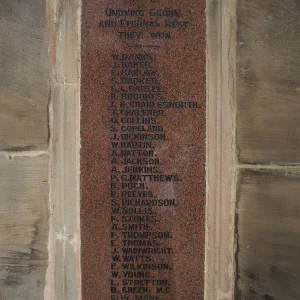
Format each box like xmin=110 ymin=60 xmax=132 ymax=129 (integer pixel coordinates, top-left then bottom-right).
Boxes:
xmin=105 ymin=8 xmax=181 ymax=18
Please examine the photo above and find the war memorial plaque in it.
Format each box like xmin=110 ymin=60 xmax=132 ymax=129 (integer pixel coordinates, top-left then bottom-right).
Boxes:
xmin=81 ymin=1 xmax=206 ymax=299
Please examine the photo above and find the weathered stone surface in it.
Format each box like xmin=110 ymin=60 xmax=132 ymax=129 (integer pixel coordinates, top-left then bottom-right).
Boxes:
xmin=206 ymin=0 xmax=236 ymax=298
xmin=53 ymin=84 xmax=79 ymax=237
xmin=0 ymin=155 xmax=49 ymax=300
xmin=237 ymin=0 xmax=300 ymax=164
xmin=55 ymin=0 xmax=80 ymax=84
xmin=236 ymin=169 xmax=300 ymax=300
xmin=0 ymin=0 xmax=49 ymax=150
xmin=52 ymin=83 xmax=80 ymax=300
xmin=50 ymin=0 xmax=81 ymax=298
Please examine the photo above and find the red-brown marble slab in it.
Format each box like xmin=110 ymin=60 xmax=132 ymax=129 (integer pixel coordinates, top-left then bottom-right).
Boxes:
xmin=81 ymin=1 xmax=206 ymax=299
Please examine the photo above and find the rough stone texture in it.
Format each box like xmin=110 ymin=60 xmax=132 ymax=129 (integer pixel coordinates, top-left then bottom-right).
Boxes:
xmin=52 ymin=83 xmax=80 ymax=300
xmin=0 ymin=155 xmax=49 ymax=300
xmin=55 ymin=0 xmax=80 ymax=84
xmin=53 ymin=84 xmax=79 ymax=235
xmin=81 ymin=0 xmax=206 ymax=299
xmin=236 ymin=169 xmax=300 ymax=300
xmin=0 ymin=0 xmax=50 ymax=150
xmin=237 ymin=0 xmax=300 ymax=164
xmin=49 ymin=0 xmax=82 ymax=298
xmin=205 ymin=0 xmax=237 ymax=299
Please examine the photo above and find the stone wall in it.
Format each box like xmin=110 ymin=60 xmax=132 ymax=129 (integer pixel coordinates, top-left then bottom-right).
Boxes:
xmin=206 ymin=0 xmax=300 ymax=299
xmin=0 ymin=1 xmax=50 ymax=299
xmin=0 ymin=1 xmax=81 ymax=299
xmin=235 ymin=0 xmax=300 ymax=299
xmin=1 ymin=0 xmax=299 ymax=299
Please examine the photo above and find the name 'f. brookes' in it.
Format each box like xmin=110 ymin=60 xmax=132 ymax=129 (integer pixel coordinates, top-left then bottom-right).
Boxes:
xmin=121 ymin=93 xmax=164 ymax=101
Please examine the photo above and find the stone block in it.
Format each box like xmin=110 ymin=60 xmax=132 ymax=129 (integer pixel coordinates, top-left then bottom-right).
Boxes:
xmin=0 ymin=155 xmax=49 ymax=300
xmin=0 ymin=0 xmax=49 ymax=150
xmin=55 ymin=0 xmax=80 ymax=84
xmin=236 ymin=169 xmax=300 ymax=300
xmin=237 ymin=0 xmax=300 ymax=164
xmin=53 ymin=84 xmax=79 ymax=237
xmin=52 ymin=83 xmax=80 ymax=299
